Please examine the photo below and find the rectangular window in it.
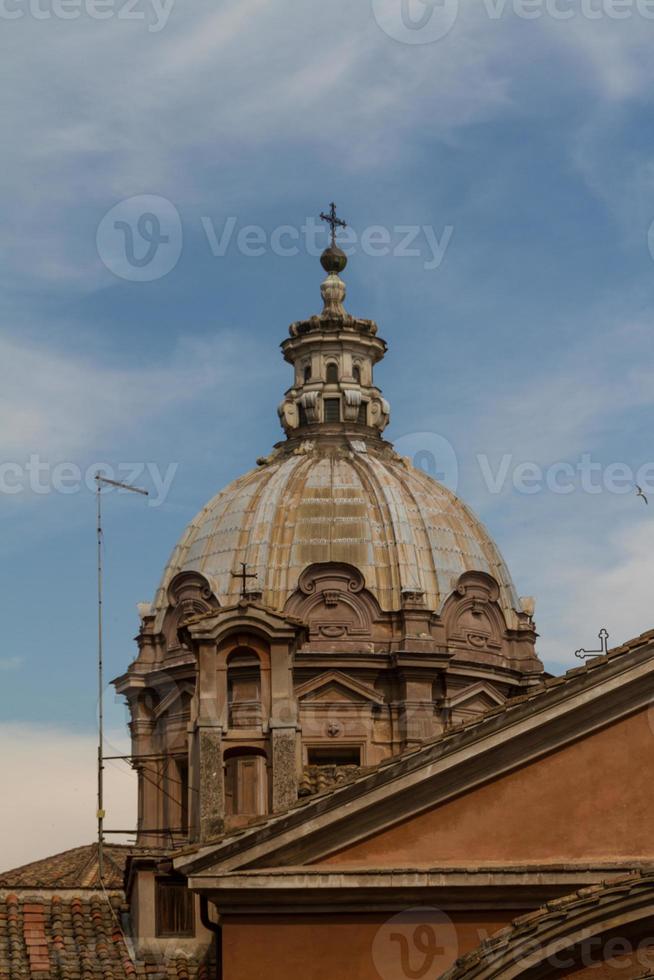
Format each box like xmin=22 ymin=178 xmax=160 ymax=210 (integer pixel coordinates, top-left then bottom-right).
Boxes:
xmin=307 ymin=746 xmax=361 ymax=766
xmin=357 ymin=401 xmax=368 ymax=425
xmin=324 ymin=398 xmax=341 ymax=423
xmin=298 ymin=403 xmax=308 ymax=426
xmin=155 ymin=879 xmax=194 ymax=937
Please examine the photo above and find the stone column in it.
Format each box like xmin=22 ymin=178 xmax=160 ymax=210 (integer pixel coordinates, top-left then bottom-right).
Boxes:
xmin=271 ymin=726 xmax=299 ymax=812
xmin=198 ymin=722 xmax=225 ymax=841
xmin=269 ymin=637 xmax=299 ymax=812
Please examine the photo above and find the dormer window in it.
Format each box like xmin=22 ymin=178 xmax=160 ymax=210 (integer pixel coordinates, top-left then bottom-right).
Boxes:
xmin=326 ymin=362 xmax=339 ymax=384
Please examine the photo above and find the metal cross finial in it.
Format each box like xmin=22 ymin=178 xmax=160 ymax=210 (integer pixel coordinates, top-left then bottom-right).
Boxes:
xmin=232 ymin=562 xmax=258 ymax=599
xmin=320 ymin=201 xmax=347 ymax=247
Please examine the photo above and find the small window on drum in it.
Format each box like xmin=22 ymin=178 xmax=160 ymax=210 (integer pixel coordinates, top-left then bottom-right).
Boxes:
xmin=353 ymin=364 xmax=361 ymax=383
xmin=303 ymin=364 xmax=311 ymax=382
xmin=324 ymin=398 xmax=341 ymax=423
xmin=326 ymin=362 xmax=339 ymax=384
xmin=155 ymin=879 xmax=194 ymax=937
xmin=308 ymin=746 xmax=361 ymax=767
xmin=298 ymin=403 xmax=308 ymax=426
xmin=357 ymin=401 xmax=368 ymax=425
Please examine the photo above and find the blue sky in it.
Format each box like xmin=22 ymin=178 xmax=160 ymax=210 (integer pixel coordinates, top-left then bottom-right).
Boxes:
xmin=2 ymin=0 xmax=654 ymax=863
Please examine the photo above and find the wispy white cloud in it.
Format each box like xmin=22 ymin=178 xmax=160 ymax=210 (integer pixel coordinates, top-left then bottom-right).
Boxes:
xmin=0 ymin=2 xmax=522 ymax=292
xmin=0 ymin=657 xmax=23 ymax=672
xmin=0 ymin=329 xmax=259 ymax=460
xmin=0 ymin=725 xmax=135 ymax=871
xmin=533 ymin=518 xmax=654 ymax=668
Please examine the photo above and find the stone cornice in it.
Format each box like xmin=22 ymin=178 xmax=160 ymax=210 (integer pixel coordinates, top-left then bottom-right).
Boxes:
xmin=186 ymin=865 xmax=652 ymax=914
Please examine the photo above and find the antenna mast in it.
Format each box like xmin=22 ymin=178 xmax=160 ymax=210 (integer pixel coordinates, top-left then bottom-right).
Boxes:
xmin=95 ymin=474 xmax=148 ymax=884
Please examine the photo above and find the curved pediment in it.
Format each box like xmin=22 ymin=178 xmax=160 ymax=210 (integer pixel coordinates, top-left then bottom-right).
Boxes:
xmin=442 ymin=571 xmax=508 ymax=654
xmin=285 ymin=563 xmax=382 ymax=643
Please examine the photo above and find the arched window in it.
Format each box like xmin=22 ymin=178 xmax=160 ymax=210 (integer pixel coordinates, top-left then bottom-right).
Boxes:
xmin=303 ymin=364 xmax=311 ymax=383
xmin=224 ymin=749 xmax=268 ymax=817
xmin=353 ymin=364 xmax=361 ymax=384
xmin=326 ymin=362 xmax=339 ymax=384
xmin=227 ymin=648 xmax=262 ymax=728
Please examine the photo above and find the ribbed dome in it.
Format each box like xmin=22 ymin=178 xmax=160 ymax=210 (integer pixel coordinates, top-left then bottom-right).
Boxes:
xmin=153 ymin=440 xmax=522 ymax=627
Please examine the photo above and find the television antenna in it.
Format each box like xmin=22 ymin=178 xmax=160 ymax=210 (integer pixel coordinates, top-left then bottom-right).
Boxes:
xmin=95 ymin=473 xmax=148 ymax=883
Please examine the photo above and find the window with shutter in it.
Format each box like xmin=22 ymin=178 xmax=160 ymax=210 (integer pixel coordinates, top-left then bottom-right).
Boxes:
xmin=227 ymin=649 xmax=262 ymax=728
xmin=324 ymin=398 xmax=340 ymax=422
xmin=155 ymin=879 xmax=194 ymax=937
xmin=224 ymin=752 xmax=268 ymax=816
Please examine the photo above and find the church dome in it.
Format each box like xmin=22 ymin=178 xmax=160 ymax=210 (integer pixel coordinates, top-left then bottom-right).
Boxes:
xmin=150 ymin=203 xmax=527 ymax=635
xmin=153 ymin=437 xmax=522 ymax=628
xmin=120 ymin=206 xmax=541 ymax=860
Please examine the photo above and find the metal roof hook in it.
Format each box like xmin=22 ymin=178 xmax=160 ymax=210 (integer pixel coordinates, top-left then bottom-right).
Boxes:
xmin=574 ymin=628 xmax=609 ymax=660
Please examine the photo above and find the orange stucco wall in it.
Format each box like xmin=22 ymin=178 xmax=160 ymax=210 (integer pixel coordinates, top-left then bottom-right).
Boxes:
xmin=222 ymin=911 xmax=519 ymax=980
xmin=315 ymin=708 xmax=654 ymax=868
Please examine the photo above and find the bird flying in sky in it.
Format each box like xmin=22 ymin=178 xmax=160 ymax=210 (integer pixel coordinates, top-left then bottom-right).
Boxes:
xmin=635 ymin=484 xmax=649 ymax=505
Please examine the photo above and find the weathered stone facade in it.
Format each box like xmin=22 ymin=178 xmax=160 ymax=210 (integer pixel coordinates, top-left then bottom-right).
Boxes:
xmin=113 ymin=243 xmax=544 ymax=859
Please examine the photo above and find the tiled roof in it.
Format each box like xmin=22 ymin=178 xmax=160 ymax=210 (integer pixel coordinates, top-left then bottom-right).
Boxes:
xmin=175 ymin=627 xmax=654 ymax=867
xmin=298 ymin=764 xmax=363 ymax=797
xmin=442 ymin=870 xmax=654 ymax=979
xmin=0 ymin=844 xmax=129 ymax=890
xmin=0 ymin=891 xmax=214 ymax=980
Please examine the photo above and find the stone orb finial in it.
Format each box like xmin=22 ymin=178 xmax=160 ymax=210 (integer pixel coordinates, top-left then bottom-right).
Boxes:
xmin=320 ymin=244 xmax=348 ymax=274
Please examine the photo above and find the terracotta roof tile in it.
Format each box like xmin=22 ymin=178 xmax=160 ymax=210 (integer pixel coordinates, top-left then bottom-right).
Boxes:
xmin=442 ymin=870 xmax=654 ymax=979
xmin=0 ymin=844 xmax=129 ymax=890
xmin=0 ymin=892 xmax=214 ymax=980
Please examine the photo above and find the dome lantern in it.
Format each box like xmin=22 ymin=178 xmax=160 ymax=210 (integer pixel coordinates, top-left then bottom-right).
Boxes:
xmin=278 ymin=202 xmax=390 ymax=436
